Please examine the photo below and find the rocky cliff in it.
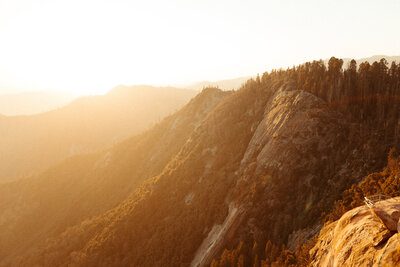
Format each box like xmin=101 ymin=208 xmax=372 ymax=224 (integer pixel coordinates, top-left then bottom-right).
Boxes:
xmin=230 ymin=87 xmax=370 ymax=247
xmin=311 ymin=197 xmax=400 ymax=267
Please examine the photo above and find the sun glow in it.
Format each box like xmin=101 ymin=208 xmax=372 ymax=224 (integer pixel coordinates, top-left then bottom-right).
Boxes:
xmin=0 ymin=1 xmax=180 ymax=96
xmin=0 ymin=0 xmax=258 ymax=96
xmin=0 ymin=0 xmax=399 ymax=96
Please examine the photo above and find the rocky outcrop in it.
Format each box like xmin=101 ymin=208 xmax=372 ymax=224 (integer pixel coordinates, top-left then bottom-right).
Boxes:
xmin=310 ymin=197 xmax=400 ymax=266
xmin=234 ymin=89 xmax=356 ymax=242
xmin=242 ymin=89 xmax=325 ymax=166
xmin=241 ymin=89 xmax=350 ymax=183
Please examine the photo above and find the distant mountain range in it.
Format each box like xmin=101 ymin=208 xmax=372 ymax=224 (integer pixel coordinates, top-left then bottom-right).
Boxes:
xmin=1 ymin=56 xmax=398 ymax=117
xmin=0 ymin=85 xmax=196 ymax=180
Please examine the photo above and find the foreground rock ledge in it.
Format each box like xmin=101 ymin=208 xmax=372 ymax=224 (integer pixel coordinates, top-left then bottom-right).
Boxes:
xmin=310 ymin=197 xmax=400 ymax=267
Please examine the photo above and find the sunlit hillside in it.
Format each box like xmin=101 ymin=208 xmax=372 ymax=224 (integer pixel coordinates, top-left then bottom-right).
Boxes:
xmin=0 ymin=85 xmax=196 ymax=180
xmin=0 ymin=87 xmax=229 ymax=263
xmin=1 ymin=57 xmax=400 ymax=266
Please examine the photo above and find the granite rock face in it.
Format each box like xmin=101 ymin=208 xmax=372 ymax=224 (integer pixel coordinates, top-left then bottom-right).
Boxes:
xmin=310 ymin=197 xmax=400 ymax=267
xmin=242 ymin=90 xmax=347 ymax=175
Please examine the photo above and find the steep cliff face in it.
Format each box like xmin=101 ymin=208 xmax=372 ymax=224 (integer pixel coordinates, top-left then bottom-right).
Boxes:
xmin=233 ymin=88 xmax=359 ymax=244
xmin=198 ymin=88 xmax=355 ymax=264
xmin=207 ymin=79 xmax=393 ymax=266
xmin=242 ymin=88 xmax=348 ymax=185
xmin=311 ymin=197 xmax=400 ymax=267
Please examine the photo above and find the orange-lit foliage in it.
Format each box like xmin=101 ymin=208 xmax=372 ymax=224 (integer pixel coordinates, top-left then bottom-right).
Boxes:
xmin=212 ymin=149 xmax=400 ymax=267
xmin=325 ymin=148 xmax=400 ymax=222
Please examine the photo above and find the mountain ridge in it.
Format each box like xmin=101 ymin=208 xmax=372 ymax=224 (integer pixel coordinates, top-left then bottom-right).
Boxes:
xmin=0 ymin=85 xmax=196 ymax=181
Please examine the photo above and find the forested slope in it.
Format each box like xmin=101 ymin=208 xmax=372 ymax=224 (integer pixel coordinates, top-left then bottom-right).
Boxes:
xmin=1 ymin=57 xmax=400 ymax=266
xmin=0 ymin=88 xmax=229 ymax=264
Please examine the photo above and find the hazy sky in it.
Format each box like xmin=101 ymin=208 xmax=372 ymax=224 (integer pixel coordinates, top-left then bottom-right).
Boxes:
xmin=0 ymin=0 xmax=399 ymax=96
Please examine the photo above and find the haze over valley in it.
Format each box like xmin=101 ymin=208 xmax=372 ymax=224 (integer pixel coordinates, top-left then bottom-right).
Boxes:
xmin=0 ymin=85 xmax=196 ymax=180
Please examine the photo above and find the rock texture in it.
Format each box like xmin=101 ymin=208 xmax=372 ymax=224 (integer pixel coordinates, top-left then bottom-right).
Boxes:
xmin=242 ymin=89 xmax=346 ymax=175
xmin=193 ymin=88 xmax=376 ymax=265
xmin=310 ymin=197 xmax=400 ymax=267
xmin=233 ymin=88 xmax=359 ymax=243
